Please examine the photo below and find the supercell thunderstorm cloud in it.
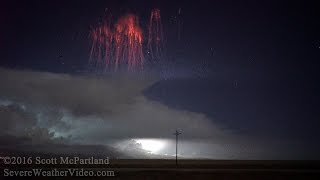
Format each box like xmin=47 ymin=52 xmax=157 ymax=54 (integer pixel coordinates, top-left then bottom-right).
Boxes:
xmin=0 ymin=67 xmax=317 ymax=159
xmin=0 ymin=68 xmax=238 ymax=158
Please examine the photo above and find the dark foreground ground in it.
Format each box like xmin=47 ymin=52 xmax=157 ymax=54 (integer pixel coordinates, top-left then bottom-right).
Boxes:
xmin=100 ymin=159 xmax=320 ymax=180
xmin=1 ymin=158 xmax=320 ymax=179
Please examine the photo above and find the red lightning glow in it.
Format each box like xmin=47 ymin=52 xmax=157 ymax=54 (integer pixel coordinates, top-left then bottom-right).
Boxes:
xmin=148 ymin=8 xmax=164 ymax=60
xmin=89 ymin=20 xmax=113 ymax=69
xmin=114 ymin=14 xmax=144 ymax=71
xmin=89 ymin=14 xmax=144 ymax=71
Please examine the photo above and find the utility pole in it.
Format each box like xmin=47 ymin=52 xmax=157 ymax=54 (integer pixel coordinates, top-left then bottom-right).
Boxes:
xmin=173 ymin=129 xmax=181 ymax=166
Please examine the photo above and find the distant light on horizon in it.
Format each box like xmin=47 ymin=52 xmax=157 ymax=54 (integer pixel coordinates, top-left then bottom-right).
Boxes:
xmin=134 ymin=138 xmax=167 ymax=154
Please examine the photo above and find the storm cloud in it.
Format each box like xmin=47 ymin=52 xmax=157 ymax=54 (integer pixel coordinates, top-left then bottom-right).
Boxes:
xmin=1 ymin=68 xmax=312 ymax=159
xmin=0 ymin=68 xmax=241 ymax=157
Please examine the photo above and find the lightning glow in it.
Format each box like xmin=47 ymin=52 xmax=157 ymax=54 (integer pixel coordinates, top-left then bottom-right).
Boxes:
xmin=135 ymin=138 xmax=167 ymax=154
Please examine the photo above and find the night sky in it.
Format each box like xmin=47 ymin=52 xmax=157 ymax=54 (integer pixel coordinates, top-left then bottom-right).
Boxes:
xmin=1 ymin=0 xmax=320 ymax=159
